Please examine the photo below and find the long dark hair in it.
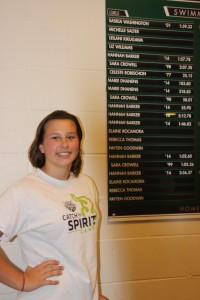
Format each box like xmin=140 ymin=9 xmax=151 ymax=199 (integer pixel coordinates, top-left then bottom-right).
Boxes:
xmin=28 ymin=110 xmax=83 ymax=177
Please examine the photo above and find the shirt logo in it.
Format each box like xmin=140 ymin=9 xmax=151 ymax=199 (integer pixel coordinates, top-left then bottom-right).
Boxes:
xmin=63 ymin=194 xmax=97 ymax=233
xmin=69 ymin=194 xmax=97 ymax=217
xmin=64 ymin=200 xmax=76 ymax=212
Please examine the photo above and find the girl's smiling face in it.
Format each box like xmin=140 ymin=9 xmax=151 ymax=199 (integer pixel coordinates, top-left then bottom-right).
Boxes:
xmin=39 ymin=119 xmax=80 ymax=180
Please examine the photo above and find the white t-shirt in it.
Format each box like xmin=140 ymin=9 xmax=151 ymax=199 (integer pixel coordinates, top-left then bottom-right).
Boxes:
xmin=0 ymin=169 xmax=99 ymax=300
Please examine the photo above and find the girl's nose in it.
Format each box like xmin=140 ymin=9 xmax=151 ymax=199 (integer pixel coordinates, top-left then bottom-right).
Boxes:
xmin=61 ymin=137 xmax=68 ymax=148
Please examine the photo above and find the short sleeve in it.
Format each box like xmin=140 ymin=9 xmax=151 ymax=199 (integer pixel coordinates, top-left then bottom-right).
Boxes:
xmin=0 ymin=185 xmax=25 ymax=242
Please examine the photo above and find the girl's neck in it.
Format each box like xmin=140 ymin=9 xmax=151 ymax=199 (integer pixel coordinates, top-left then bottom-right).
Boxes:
xmin=41 ymin=166 xmax=71 ymax=180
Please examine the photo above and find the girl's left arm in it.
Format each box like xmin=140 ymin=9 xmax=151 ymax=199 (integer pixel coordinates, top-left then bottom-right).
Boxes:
xmin=99 ymin=295 xmax=109 ymax=300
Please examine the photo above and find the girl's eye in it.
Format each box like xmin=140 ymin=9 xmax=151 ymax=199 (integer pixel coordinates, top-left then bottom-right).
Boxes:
xmin=52 ymin=136 xmax=60 ymax=140
xmin=68 ymin=135 xmax=74 ymax=140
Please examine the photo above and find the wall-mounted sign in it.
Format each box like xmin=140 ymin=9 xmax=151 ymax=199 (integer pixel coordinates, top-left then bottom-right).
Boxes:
xmin=106 ymin=0 xmax=200 ymax=220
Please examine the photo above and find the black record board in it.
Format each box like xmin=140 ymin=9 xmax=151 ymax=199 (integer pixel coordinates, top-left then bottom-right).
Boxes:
xmin=106 ymin=0 xmax=200 ymax=220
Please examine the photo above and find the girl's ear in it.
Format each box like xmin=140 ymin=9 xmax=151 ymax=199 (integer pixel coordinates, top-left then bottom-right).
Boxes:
xmin=39 ymin=144 xmax=44 ymax=153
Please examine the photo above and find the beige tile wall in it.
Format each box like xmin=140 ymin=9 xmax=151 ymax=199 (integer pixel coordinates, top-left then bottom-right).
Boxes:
xmin=0 ymin=1 xmax=200 ymax=300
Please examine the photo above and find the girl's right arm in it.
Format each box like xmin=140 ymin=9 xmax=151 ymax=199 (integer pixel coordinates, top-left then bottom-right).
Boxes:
xmin=0 ymin=231 xmax=64 ymax=292
xmin=0 ymin=237 xmax=24 ymax=291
